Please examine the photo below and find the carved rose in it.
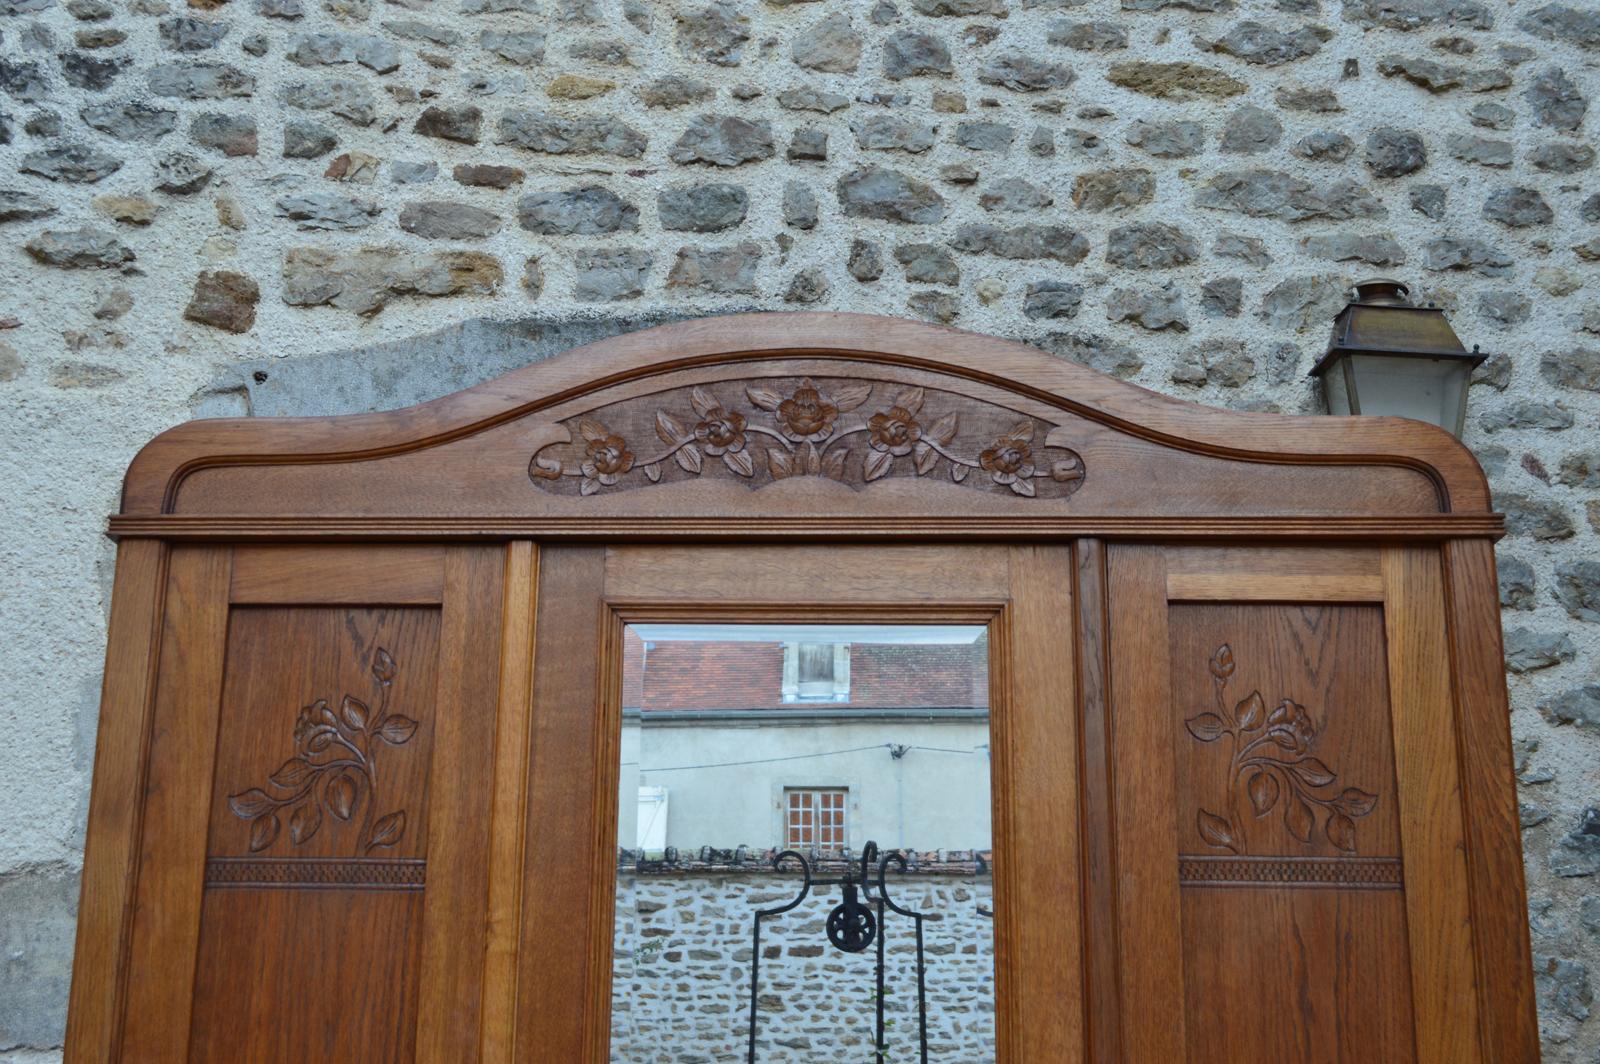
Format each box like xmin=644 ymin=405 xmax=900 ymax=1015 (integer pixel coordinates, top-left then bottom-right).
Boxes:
xmin=694 ymin=408 xmax=747 ymax=456
xmin=577 ymin=418 xmax=634 ymax=485
xmin=776 ymin=382 xmax=839 ymax=443
xmin=979 ymin=432 xmax=1034 ymax=485
xmin=1267 ymin=698 xmax=1317 ymax=756
xmin=868 ymin=406 xmax=922 ymax=456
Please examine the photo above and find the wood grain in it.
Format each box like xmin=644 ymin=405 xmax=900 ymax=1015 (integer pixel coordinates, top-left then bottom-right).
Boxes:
xmin=64 ymin=539 xmax=168 ymax=1063
xmin=1073 ymin=539 xmax=1122 ymax=1064
xmin=416 ymin=547 xmax=503 ymax=1063
xmin=1106 ymin=545 xmax=1186 ymax=1063
xmin=1442 ymin=539 xmax=1540 ymax=1063
xmin=998 ymin=545 xmax=1084 ymax=1060
xmin=230 ymin=544 xmax=445 ymax=604
xmin=604 ymin=544 xmax=1010 ymax=602
xmin=480 ymin=541 xmax=538 ymax=1063
xmin=516 ymin=546 xmax=606 ymax=1061
xmin=1383 ymin=546 xmax=1484 ymax=1064
xmin=115 ymin=313 xmax=1490 ymax=517
xmin=118 ymin=546 xmax=232 ymax=1060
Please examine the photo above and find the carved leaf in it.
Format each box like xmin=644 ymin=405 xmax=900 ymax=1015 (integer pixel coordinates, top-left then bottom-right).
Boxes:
xmin=289 ymin=801 xmax=322 ymax=845
xmin=951 ymin=464 xmax=969 ymax=483
xmin=832 ymin=381 xmax=872 ymax=411
xmin=1010 ymin=477 xmax=1036 ymax=497
xmin=315 ymin=700 xmax=337 ymax=726
xmin=1009 ymin=420 xmax=1035 ymax=443
xmin=308 ymin=729 xmax=336 ymax=753
xmin=892 ymin=386 xmax=925 ymax=414
xmin=723 ymin=449 xmax=754 ymax=478
xmin=768 ymin=448 xmax=794 ymax=479
xmin=377 ymin=715 xmax=418 ymax=745
xmin=1247 ymin=771 xmax=1279 ymax=817
xmin=746 ymin=385 xmax=783 ymax=411
xmin=821 ymin=448 xmax=847 ymax=481
xmin=577 ymin=418 xmax=609 ymax=443
xmin=328 ymin=774 xmax=356 ymax=821
xmin=1289 ymin=758 xmax=1336 ymax=788
xmin=530 ymin=455 xmax=562 ymax=480
xmin=1333 ymin=787 xmax=1378 ymax=818
xmin=864 ymin=448 xmax=893 ymax=482
xmin=1209 ymin=645 xmax=1236 ymax=679
xmin=675 ymin=443 xmax=703 ymax=474
xmin=372 ymin=648 xmax=396 ymax=684
xmin=929 ymin=412 xmax=958 ymax=445
xmin=1184 ymin=713 xmax=1228 ymax=742
xmin=656 ymin=410 xmax=689 ymax=446
xmin=579 ymin=477 xmax=600 ymax=497
xmin=230 ymin=789 xmax=275 ymax=820
xmin=803 ymin=442 xmax=823 ymax=476
xmin=644 ymin=463 xmax=661 ymax=483
xmin=1235 ymin=692 xmax=1265 ymax=732
xmin=341 ymin=695 xmax=368 ymax=732
xmin=689 ymin=386 xmax=719 ymax=418
xmin=270 ymin=757 xmax=315 ymax=790
xmin=1197 ymin=810 xmax=1238 ymax=853
xmin=913 ymin=442 xmax=938 ymax=476
xmin=1326 ymin=812 xmax=1357 ymax=853
xmin=367 ymin=811 xmax=406 ymax=851
xmin=249 ymin=813 xmax=280 ymax=853
xmin=1285 ymin=795 xmax=1315 ymax=843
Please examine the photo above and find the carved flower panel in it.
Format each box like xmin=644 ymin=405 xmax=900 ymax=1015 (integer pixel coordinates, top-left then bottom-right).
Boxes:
xmin=527 ymin=377 xmax=1087 ymax=499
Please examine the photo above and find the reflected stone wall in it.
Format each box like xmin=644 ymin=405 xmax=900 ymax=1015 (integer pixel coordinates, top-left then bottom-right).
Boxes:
xmin=612 ymin=870 xmax=995 ymax=1064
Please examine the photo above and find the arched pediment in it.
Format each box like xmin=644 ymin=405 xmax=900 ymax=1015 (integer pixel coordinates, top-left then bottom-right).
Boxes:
xmin=114 ymin=312 xmax=1497 ymax=539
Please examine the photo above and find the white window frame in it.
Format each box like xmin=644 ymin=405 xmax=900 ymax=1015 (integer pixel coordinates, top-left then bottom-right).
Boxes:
xmin=780 ymin=642 xmax=851 ymax=703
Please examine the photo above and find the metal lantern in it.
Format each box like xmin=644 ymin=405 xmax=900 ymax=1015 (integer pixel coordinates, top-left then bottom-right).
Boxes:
xmin=1310 ymin=278 xmax=1486 ymax=439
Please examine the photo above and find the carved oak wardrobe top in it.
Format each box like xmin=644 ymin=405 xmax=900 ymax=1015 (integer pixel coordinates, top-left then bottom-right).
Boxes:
xmin=110 ymin=313 xmax=1500 ymax=541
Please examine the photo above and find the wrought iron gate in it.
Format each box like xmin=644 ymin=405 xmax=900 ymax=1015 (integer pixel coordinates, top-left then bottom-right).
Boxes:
xmin=745 ymin=841 xmax=991 ymax=1063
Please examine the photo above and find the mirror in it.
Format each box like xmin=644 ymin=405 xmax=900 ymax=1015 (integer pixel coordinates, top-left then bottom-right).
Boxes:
xmin=612 ymin=623 xmax=995 ymax=1062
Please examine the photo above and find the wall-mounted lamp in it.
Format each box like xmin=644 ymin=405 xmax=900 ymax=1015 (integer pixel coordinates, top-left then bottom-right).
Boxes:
xmin=1310 ymin=278 xmax=1486 ymax=439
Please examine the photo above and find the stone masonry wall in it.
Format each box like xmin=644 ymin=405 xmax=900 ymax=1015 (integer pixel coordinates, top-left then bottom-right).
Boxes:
xmin=1 ymin=0 xmax=1599 ymax=1058
xmin=613 ymin=871 xmax=995 ymax=1062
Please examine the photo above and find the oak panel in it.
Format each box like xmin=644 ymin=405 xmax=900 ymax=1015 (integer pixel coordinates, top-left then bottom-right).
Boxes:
xmin=1169 ymin=604 xmax=1402 ymax=859
xmin=119 ymin=546 xmax=232 ymax=1061
xmin=65 ymin=539 xmax=168 ymax=1063
xmin=1106 ymin=545 xmax=1186 ymax=1063
xmin=1442 ymin=539 xmax=1540 ymax=1062
xmin=1383 ymin=547 xmax=1483 ymax=1064
xmin=1180 ymin=887 xmax=1416 ymax=1063
xmin=230 ymin=544 xmax=446 ymax=604
xmin=187 ymin=890 xmax=424 ymax=1064
xmin=604 ymin=544 xmax=1010 ymax=603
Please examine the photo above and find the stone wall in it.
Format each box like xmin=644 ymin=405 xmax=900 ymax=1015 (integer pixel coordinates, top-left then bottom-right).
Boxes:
xmin=613 ymin=869 xmax=995 ymax=1062
xmin=1 ymin=0 xmax=1599 ymax=1057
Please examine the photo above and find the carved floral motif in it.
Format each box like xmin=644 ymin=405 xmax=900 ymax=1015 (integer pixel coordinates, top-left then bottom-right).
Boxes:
xmin=227 ymin=647 xmax=418 ymax=856
xmin=1185 ymin=644 xmax=1378 ymax=855
xmin=529 ymin=378 xmax=1086 ymax=498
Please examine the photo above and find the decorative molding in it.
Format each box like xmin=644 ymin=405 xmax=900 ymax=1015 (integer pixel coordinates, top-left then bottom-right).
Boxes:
xmin=107 ymin=513 xmax=1508 ymax=542
xmin=528 ymin=378 xmax=1086 ymax=499
xmin=205 ymin=856 xmax=426 ymax=891
xmin=1184 ymin=643 xmax=1380 ymax=856
xmin=226 ymin=647 xmax=419 ymax=856
xmin=1178 ymin=855 xmax=1402 ymax=890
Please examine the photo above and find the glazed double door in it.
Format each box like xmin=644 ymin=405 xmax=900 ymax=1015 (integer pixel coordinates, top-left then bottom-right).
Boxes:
xmin=76 ymin=539 xmax=1496 ymax=1062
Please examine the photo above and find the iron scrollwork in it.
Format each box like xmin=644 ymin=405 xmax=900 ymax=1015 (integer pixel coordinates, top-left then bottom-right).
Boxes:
xmin=746 ymin=841 xmax=949 ymax=1064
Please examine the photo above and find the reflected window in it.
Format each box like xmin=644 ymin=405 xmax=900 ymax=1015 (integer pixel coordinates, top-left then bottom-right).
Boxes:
xmin=785 ymin=786 xmax=847 ymax=851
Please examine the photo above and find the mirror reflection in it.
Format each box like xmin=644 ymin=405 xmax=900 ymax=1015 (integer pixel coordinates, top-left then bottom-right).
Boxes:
xmin=612 ymin=623 xmax=995 ymax=1063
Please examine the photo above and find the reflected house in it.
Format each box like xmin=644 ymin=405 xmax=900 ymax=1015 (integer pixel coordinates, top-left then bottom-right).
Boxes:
xmin=618 ymin=624 xmax=993 ymax=859
xmin=611 ymin=625 xmax=998 ymax=1064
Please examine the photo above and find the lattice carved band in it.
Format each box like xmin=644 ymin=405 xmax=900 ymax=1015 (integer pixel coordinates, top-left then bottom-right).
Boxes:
xmin=205 ymin=857 xmax=427 ymax=891
xmin=1178 ymin=855 xmax=1403 ymax=890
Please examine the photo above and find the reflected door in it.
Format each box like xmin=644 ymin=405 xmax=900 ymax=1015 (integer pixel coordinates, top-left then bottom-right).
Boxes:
xmin=514 ymin=546 xmax=1083 ymax=1063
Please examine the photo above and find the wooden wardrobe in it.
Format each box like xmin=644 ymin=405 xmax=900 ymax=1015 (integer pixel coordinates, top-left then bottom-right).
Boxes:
xmin=66 ymin=312 xmax=1538 ymax=1062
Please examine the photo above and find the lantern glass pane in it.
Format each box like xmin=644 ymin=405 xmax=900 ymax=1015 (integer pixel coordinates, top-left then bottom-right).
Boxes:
xmin=1346 ymin=353 xmax=1473 ymax=436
